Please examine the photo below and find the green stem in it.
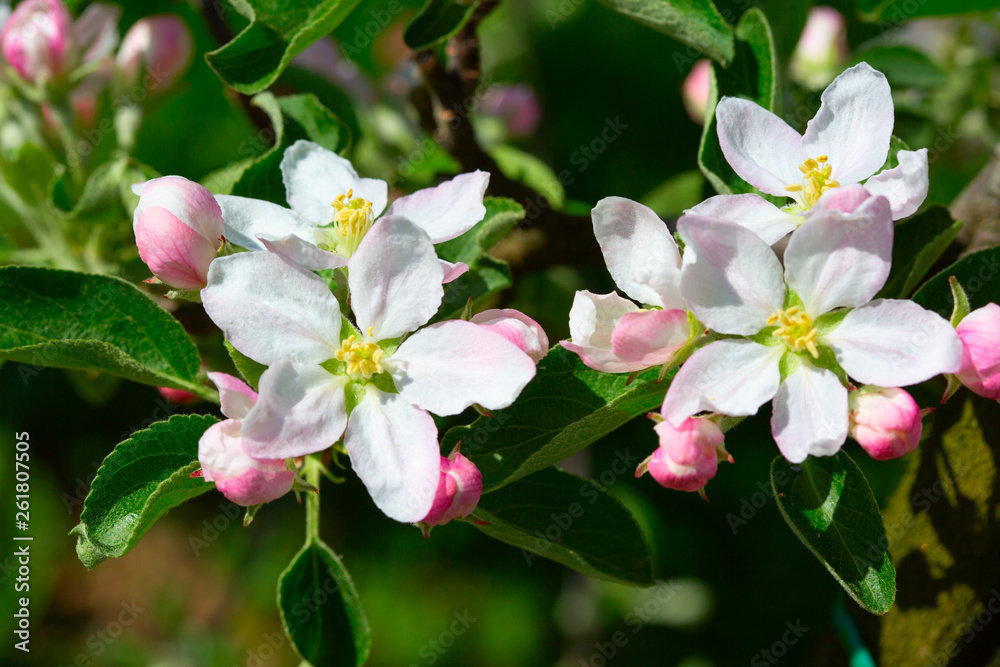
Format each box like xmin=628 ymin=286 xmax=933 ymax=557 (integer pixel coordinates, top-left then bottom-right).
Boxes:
xmin=47 ymin=103 xmax=86 ymax=191
xmin=304 ymin=456 xmax=322 ymax=541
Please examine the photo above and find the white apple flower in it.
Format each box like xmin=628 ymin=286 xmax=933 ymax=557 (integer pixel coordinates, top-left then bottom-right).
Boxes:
xmin=560 ymin=197 xmax=690 ymax=373
xmin=688 ymin=63 xmax=929 ymax=245
xmin=215 ymin=139 xmax=488 ymax=282
xmin=661 ymin=192 xmax=961 ymax=463
xmin=201 ymin=216 xmax=536 ymax=522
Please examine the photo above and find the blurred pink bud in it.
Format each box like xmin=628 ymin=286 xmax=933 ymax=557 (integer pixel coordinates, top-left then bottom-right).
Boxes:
xmin=158 ymin=387 xmax=200 ymax=405
xmin=682 ymin=59 xmax=711 ymax=124
xmin=849 ymin=387 xmax=922 ymax=461
xmin=198 ymin=420 xmax=294 ymax=506
xmin=470 ymin=309 xmax=549 ymax=363
xmin=955 ymin=303 xmax=1000 ymax=400
xmin=421 ymin=451 xmax=483 ymax=528
xmin=790 ymin=7 xmax=848 ymax=89
xmin=641 ymin=417 xmax=722 ymax=492
xmin=481 ymin=84 xmax=542 ymax=138
xmin=1 ymin=0 xmax=73 ymax=84
xmin=131 ymin=176 xmax=224 ymax=290
xmin=116 ymin=15 xmax=192 ymax=94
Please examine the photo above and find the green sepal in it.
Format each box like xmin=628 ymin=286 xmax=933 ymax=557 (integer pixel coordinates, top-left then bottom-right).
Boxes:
xmin=948 ymin=276 xmax=971 ymax=327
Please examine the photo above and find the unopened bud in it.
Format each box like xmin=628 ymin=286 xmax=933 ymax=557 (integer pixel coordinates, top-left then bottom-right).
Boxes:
xmin=420 ymin=451 xmax=483 ymax=530
xmin=954 ymin=303 xmax=1000 ymax=401
xmin=849 ymin=386 xmax=922 ymax=460
xmin=116 ymin=15 xmax=192 ymax=95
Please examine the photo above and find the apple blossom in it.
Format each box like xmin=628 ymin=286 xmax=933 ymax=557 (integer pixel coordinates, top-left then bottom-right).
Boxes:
xmin=561 ymin=197 xmax=690 ymax=373
xmin=116 ymin=15 xmax=193 ymax=94
xmin=420 ymin=450 xmax=483 ymax=531
xmin=1 ymin=0 xmax=119 ymax=86
xmin=638 ymin=416 xmax=723 ymax=492
xmin=789 ymin=7 xmax=848 ymax=90
xmin=470 ymin=309 xmax=549 ymax=362
xmin=132 ymin=176 xmax=225 ymax=290
xmin=158 ymin=386 xmax=200 ymax=405
xmin=215 ymin=139 xmax=487 ymax=281
xmin=848 ymin=386 xmax=922 ymax=460
xmin=687 ymin=63 xmax=929 ymax=245
xmin=480 ymin=83 xmax=542 ymax=138
xmin=197 ymin=373 xmax=295 ymax=506
xmin=682 ymin=59 xmax=711 ymax=124
xmin=954 ymin=303 xmax=1000 ymax=400
xmin=201 ymin=216 xmax=536 ymax=522
xmin=661 ymin=192 xmax=962 ymax=462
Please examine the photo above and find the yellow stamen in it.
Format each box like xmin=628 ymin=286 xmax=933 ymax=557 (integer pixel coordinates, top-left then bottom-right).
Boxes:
xmin=324 ymin=189 xmax=375 ymax=257
xmin=334 ymin=334 xmax=385 ymax=379
xmin=767 ymin=307 xmax=820 ymax=358
xmin=785 ymin=155 xmax=839 ymax=209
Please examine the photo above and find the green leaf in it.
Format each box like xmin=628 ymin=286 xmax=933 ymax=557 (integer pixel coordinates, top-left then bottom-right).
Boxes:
xmin=639 ymin=170 xmax=705 ymax=217
xmin=912 ymin=245 xmax=1000 ymax=318
xmin=278 ymin=538 xmax=371 ymax=666
xmin=771 ymin=451 xmax=896 ymax=615
xmin=851 ymin=45 xmax=945 ymax=88
xmin=206 ymin=0 xmax=363 ymax=94
xmin=698 ymin=8 xmax=777 ymax=195
xmin=859 ymin=0 xmax=996 ymax=20
xmin=877 ymin=206 xmax=961 ymax=299
xmin=0 ymin=267 xmax=212 ymax=399
xmin=472 ymin=467 xmax=654 ymax=585
xmin=442 ymin=346 xmax=668 ymax=492
xmin=404 ymin=0 xmax=480 ymax=51
xmin=594 ymin=0 xmax=734 ymax=66
xmin=71 ymin=414 xmax=219 ymax=568
xmin=433 ymin=197 xmax=525 ymax=321
xmin=205 ymin=92 xmax=348 ymax=204
xmin=488 ymin=144 xmax=566 ymax=210
xmin=62 ymin=157 xmax=159 ymax=224
xmin=226 ymin=340 xmax=268 ymax=391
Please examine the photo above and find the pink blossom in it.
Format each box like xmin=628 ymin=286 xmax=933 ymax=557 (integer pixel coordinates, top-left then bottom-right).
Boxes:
xmin=421 ymin=451 xmax=483 ymax=529
xmin=849 ymin=387 xmax=923 ymax=460
xmin=471 ymin=309 xmax=549 ymax=362
xmin=955 ymin=303 xmax=1000 ymax=400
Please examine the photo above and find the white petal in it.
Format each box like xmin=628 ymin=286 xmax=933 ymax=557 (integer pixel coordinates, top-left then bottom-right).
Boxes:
xmin=257 ymin=232 xmax=347 ymax=271
xmin=661 ymin=339 xmax=783 ymax=425
xmin=280 ymin=140 xmax=388 ymax=222
xmin=207 ymin=372 xmax=257 ymax=420
xmin=783 ymin=194 xmax=893 ymax=316
xmin=823 ymin=299 xmax=963 ymax=386
xmin=591 ymin=197 xmax=683 ymax=309
xmin=686 ymin=194 xmax=803 ymax=245
xmin=560 ymin=290 xmax=642 ymax=373
xmin=771 ymin=361 xmax=848 ymax=463
xmin=440 ymin=259 xmax=469 ymax=283
xmin=345 ymin=387 xmax=440 ymax=522
xmin=216 ymin=195 xmax=311 ymax=252
xmin=716 ymin=97 xmax=806 ymax=197
xmin=75 ymin=3 xmax=121 ymax=64
xmin=387 ymin=320 xmax=536 ymax=415
xmin=803 ymin=63 xmax=894 ymax=185
xmin=348 ymin=216 xmax=444 ymax=340
xmin=863 ymin=148 xmax=929 ymax=220
xmin=241 ymin=361 xmax=348 ymax=458
xmin=678 ymin=216 xmax=786 ymax=335
xmin=202 ymin=252 xmax=341 ymax=366
xmin=384 ymin=171 xmax=489 ymax=243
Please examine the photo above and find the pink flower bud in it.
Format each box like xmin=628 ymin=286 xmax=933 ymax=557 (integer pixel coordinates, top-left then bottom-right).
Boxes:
xmin=116 ymin=15 xmax=192 ymax=95
xmin=849 ymin=387 xmax=922 ymax=461
xmin=790 ymin=7 xmax=848 ymax=90
xmin=198 ymin=419 xmax=294 ymax=506
xmin=955 ymin=303 xmax=1000 ymax=400
xmin=1 ymin=0 xmax=73 ymax=84
xmin=158 ymin=387 xmax=200 ymax=405
xmin=132 ymin=176 xmax=225 ymax=290
xmin=470 ymin=309 xmax=549 ymax=362
xmin=480 ymin=84 xmax=542 ymax=138
xmin=421 ymin=451 xmax=483 ymax=528
xmin=642 ymin=417 xmax=721 ymax=492
xmin=682 ymin=59 xmax=711 ymax=124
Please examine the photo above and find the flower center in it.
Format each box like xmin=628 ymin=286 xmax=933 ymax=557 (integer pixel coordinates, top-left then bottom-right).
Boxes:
xmin=767 ymin=306 xmax=819 ymax=358
xmin=321 ymin=189 xmax=374 ymax=257
xmin=785 ymin=155 xmax=840 ymax=209
xmin=335 ymin=332 xmax=384 ymax=379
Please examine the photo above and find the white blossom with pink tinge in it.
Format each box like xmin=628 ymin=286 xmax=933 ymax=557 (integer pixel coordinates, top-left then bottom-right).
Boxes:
xmin=116 ymin=15 xmax=193 ymax=94
xmin=198 ymin=373 xmax=295 ymax=507
xmin=215 ymin=140 xmax=487 ymax=282
xmin=471 ymin=309 xmax=548 ymax=362
xmin=561 ymin=197 xmax=690 ymax=374
xmin=687 ymin=64 xmax=929 ymax=245
xmin=954 ymin=303 xmax=1000 ymax=401
xmin=201 ymin=216 xmax=536 ymax=523
xmin=661 ymin=193 xmax=961 ymax=463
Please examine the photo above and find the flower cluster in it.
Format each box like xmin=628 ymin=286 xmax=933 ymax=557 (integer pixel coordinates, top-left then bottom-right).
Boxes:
xmin=563 ymin=63 xmax=992 ymax=495
xmin=132 ymin=141 xmax=544 ymax=528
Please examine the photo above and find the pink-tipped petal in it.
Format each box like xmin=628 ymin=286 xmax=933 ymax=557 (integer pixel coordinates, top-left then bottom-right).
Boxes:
xmin=470 ymin=308 xmax=549 ymax=362
xmin=385 ymin=171 xmax=490 ymax=243
xmin=849 ymin=387 xmax=922 ymax=460
xmin=198 ymin=420 xmax=294 ymax=506
xmin=610 ymin=308 xmax=689 ymax=367
xmin=207 ymin=372 xmax=258 ymax=421
xmin=422 ymin=451 xmax=483 ymax=527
